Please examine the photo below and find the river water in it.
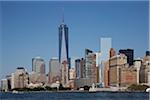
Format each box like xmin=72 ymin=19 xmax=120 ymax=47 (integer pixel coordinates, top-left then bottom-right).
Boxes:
xmin=0 ymin=91 xmax=149 ymax=100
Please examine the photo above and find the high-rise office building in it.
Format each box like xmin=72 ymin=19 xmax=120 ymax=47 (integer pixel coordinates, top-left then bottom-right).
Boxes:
xmin=119 ymin=49 xmax=134 ymax=66
xmin=99 ymin=37 xmax=112 ymax=86
xmin=11 ymin=67 xmax=29 ymax=89
xmin=58 ymin=16 xmax=70 ymax=69
xmin=140 ymin=51 xmax=150 ymax=84
xmin=80 ymin=58 xmax=85 ymax=78
xmin=49 ymin=58 xmax=61 ymax=84
xmin=146 ymin=51 xmax=150 ymax=56
xmin=109 ymin=54 xmax=128 ymax=87
xmin=109 ymin=54 xmax=137 ymax=87
xmin=85 ymin=49 xmax=99 ymax=84
xmin=32 ymin=57 xmax=45 ymax=74
xmin=75 ymin=59 xmax=81 ymax=79
xmin=75 ymin=58 xmax=85 ymax=79
xmin=134 ymin=59 xmax=142 ymax=84
xmin=104 ymin=60 xmax=109 ymax=87
xmin=85 ymin=49 xmax=93 ymax=56
xmin=109 ymin=48 xmax=116 ymax=58
xmin=85 ymin=49 xmax=93 ymax=78
xmin=61 ymin=60 xmax=69 ymax=87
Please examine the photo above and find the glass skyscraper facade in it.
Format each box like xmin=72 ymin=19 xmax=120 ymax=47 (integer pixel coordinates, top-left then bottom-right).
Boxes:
xmin=99 ymin=37 xmax=112 ymax=86
xmin=75 ymin=59 xmax=81 ymax=79
xmin=58 ymin=20 xmax=70 ymax=69
xmin=32 ymin=57 xmax=45 ymax=74
xmin=119 ymin=49 xmax=134 ymax=66
xmin=49 ymin=58 xmax=61 ymax=84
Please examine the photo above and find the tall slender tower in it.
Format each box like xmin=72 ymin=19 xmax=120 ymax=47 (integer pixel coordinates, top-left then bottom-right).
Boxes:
xmin=99 ymin=37 xmax=112 ymax=86
xmin=58 ymin=12 xmax=70 ymax=69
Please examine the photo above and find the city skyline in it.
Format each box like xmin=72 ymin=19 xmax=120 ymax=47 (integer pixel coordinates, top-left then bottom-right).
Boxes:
xmin=1 ymin=1 xmax=149 ymax=79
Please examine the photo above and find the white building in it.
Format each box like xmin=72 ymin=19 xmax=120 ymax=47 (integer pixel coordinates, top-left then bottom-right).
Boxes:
xmin=69 ymin=68 xmax=76 ymax=80
xmin=11 ymin=67 xmax=29 ymax=89
xmin=134 ymin=58 xmax=142 ymax=84
xmin=99 ymin=37 xmax=112 ymax=86
xmin=1 ymin=79 xmax=8 ymax=91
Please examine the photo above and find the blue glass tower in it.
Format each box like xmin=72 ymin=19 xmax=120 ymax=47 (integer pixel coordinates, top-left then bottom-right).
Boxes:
xmin=58 ymin=16 xmax=70 ymax=69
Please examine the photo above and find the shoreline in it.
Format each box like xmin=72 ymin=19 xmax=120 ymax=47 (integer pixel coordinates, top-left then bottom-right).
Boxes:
xmin=0 ymin=90 xmax=148 ymax=93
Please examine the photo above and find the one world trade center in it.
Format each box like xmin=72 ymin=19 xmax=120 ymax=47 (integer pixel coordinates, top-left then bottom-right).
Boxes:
xmin=58 ymin=16 xmax=70 ymax=69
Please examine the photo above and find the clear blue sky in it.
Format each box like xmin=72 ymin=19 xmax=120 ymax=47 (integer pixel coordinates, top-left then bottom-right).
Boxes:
xmin=0 ymin=1 xmax=149 ymax=79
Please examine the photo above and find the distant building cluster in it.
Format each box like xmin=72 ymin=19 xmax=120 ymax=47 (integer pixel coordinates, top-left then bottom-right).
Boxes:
xmin=1 ymin=17 xmax=150 ymax=92
xmin=1 ymin=48 xmax=150 ymax=91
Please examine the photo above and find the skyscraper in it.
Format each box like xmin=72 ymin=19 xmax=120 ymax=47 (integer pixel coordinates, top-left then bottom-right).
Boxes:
xmin=49 ymin=58 xmax=61 ymax=84
xmin=109 ymin=48 xmax=116 ymax=58
xmin=58 ymin=15 xmax=70 ymax=68
xmin=75 ymin=58 xmax=85 ymax=79
xmin=99 ymin=37 xmax=112 ymax=86
xmin=75 ymin=59 xmax=81 ymax=79
xmin=11 ymin=67 xmax=29 ymax=89
xmin=119 ymin=49 xmax=134 ymax=66
xmin=61 ymin=60 xmax=69 ymax=87
xmin=32 ymin=57 xmax=45 ymax=74
xmin=146 ymin=51 xmax=150 ymax=56
xmin=109 ymin=54 xmax=128 ymax=87
xmin=85 ymin=49 xmax=99 ymax=84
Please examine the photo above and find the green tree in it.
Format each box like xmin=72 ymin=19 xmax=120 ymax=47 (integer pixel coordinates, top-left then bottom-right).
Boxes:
xmin=127 ymin=84 xmax=149 ymax=92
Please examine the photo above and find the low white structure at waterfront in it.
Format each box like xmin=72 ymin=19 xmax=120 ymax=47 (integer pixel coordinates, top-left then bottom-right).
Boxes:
xmin=1 ymin=79 xmax=8 ymax=92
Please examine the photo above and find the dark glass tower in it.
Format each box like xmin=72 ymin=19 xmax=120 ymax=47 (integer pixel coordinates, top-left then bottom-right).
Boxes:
xmin=146 ymin=51 xmax=150 ymax=56
xmin=119 ymin=49 xmax=134 ymax=66
xmin=58 ymin=18 xmax=70 ymax=68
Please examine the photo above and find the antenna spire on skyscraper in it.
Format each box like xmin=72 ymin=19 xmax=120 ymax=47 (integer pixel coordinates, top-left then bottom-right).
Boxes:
xmin=59 ymin=7 xmax=70 ymax=69
xmin=62 ymin=8 xmax=64 ymax=23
